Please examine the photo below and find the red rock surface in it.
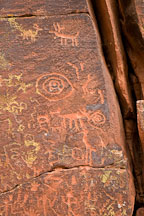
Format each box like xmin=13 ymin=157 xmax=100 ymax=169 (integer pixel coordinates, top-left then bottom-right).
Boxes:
xmin=118 ymin=0 xmax=144 ymax=204
xmin=136 ymin=207 xmax=144 ymax=216
xmin=118 ymin=0 xmax=144 ymax=96
xmin=0 ymin=0 xmax=88 ymax=16
xmin=135 ymin=0 xmax=144 ymax=38
xmin=0 ymin=0 xmax=135 ymax=215
xmin=137 ymin=100 xmax=144 ymax=153
xmin=137 ymin=100 xmax=144 ymax=192
xmin=0 ymin=167 xmax=134 ymax=215
xmin=94 ymin=0 xmax=133 ymax=118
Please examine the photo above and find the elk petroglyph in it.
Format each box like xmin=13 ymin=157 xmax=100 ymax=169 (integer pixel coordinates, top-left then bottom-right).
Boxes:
xmin=49 ymin=22 xmax=79 ymax=46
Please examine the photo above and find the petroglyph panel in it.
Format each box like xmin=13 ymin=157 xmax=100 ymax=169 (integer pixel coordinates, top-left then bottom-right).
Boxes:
xmin=0 ymin=0 xmax=88 ymax=17
xmin=0 ymin=168 xmax=133 ymax=216
xmin=0 ymin=15 xmax=98 ymax=49
xmin=0 ymin=12 xmax=132 ymax=204
xmin=0 ymin=167 xmax=134 ymax=216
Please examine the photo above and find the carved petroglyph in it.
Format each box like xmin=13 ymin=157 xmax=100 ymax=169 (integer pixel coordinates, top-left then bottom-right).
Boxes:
xmin=0 ymin=73 xmax=32 ymax=115
xmin=4 ymin=73 xmax=22 ymax=86
xmin=49 ymin=22 xmax=79 ymax=46
xmin=59 ymin=111 xmax=85 ymax=131
xmin=83 ymin=74 xmax=105 ymax=104
xmin=84 ymin=110 xmax=106 ymax=128
xmin=17 ymin=124 xmax=25 ymax=132
xmin=3 ymin=135 xmax=40 ymax=171
xmin=4 ymin=73 xmax=32 ymax=92
xmin=80 ymin=62 xmax=84 ymax=71
xmin=8 ymin=18 xmax=42 ymax=42
xmin=27 ymin=61 xmax=107 ymax=166
xmin=22 ymin=135 xmax=40 ymax=167
xmin=2 ymin=147 xmax=28 ymax=183
xmin=29 ymin=104 xmax=106 ymax=165
xmin=37 ymin=112 xmax=51 ymax=133
xmin=0 ymin=52 xmax=10 ymax=69
xmin=0 ymin=118 xmax=14 ymax=136
xmin=0 ymin=94 xmax=27 ymax=115
xmin=97 ymin=89 xmax=104 ymax=104
xmin=42 ymin=108 xmax=106 ymax=133
xmin=36 ymin=65 xmax=106 ymax=131
xmin=3 ymin=143 xmax=26 ymax=181
xmin=67 ymin=62 xmax=80 ymax=80
xmin=63 ymin=110 xmax=105 ymax=132
xmin=36 ymin=73 xmax=73 ymax=101
xmin=0 ymin=168 xmax=131 ymax=215
xmin=36 ymin=62 xmax=85 ymax=101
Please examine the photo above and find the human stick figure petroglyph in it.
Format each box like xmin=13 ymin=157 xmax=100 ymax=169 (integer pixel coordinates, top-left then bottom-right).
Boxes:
xmin=49 ymin=22 xmax=79 ymax=46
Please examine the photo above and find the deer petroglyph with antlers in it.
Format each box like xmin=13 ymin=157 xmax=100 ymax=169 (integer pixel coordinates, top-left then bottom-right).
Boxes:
xmin=49 ymin=22 xmax=79 ymax=46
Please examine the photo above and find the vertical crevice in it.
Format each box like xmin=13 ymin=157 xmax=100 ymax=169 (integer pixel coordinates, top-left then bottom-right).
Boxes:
xmin=117 ymin=0 xmax=144 ymax=212
xmin=88 ymin=0 xmax=144 ymax=214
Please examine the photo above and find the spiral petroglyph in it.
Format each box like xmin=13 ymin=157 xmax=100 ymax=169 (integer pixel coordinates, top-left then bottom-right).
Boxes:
xmin=88 ymin=110 xmax=106 ymax=128
xmin=36 ymin=73 xmax=73 ymax=101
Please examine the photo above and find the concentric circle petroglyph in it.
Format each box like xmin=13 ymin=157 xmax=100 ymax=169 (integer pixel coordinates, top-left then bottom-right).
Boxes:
xmin=88 ymin=110 xmax=106 ymax=128
xmin=36 ymin=73 xmax=73 ymax=101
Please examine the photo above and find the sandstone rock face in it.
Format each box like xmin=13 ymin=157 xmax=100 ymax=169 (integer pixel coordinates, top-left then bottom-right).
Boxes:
xmin=118 ymin=0 xmax=144 ymax=204
xmin=118 ymin=0 xmax=144 ymax=97
xmin=136 ymin=207 xmax=144 ymax=216
xmin=137 ymin=100 xmax=144 ymax=154
xmin=0 ymin=167 xmax=134 ymax=215
xmin=135 ymin=0 xmax=144 ymax=38
xmin=0 ymin=0 xmax=135 ymax=215
xmin=0 ymin=0 xmax=88 ymax=16
xmin=94 ymin=0 xmax=133 ymax=118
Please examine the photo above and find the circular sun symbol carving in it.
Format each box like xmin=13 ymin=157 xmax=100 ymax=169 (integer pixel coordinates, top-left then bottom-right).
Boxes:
xmin=88 ymin=110 xmax=106 ymax=128
xmin=36 ymin=73 xmax=73 ymax=101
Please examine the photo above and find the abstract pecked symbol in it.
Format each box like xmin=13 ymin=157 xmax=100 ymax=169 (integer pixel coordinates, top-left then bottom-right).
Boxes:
xmin=36 ymin=73 xmax=73 ymax=101
xmin=88 ymin=110 xmax=106 ymax=128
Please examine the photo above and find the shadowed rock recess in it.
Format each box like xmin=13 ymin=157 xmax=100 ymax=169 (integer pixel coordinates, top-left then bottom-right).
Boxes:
xmin=0 ymin=0 xmax=143 ymax=215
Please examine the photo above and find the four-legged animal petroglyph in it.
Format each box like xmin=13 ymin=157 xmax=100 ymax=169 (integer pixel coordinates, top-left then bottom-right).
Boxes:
xmin=48 ymin=108 xmax=106 ymax=133
xmin=8 ymin=18 xmax=42 ymax=42
xmin=49 ymin=22 xmax=79 ymax=46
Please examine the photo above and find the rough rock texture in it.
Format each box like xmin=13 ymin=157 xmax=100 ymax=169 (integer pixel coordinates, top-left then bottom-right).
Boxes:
xmin=92 ymin=0 xmax=144 ymax=207
xmin=135 ymin=0 xmax=144 ymax=38
xmin=118 ymin=0 xmax=144 ymax=97
xmin=0 ymin=0 xmax=135 ymax=215
xmin=136 ymin=207 xmax=144 ymax=216
xmin=0 ymin=167 xmax=134 ymax=216
xmin=118 ymin=0 xmax=144 ymax=204
xmin=137 ymin=100 xmax=144 ymax=193
xmin=137 ymin=100 xmax=144 ymax=154
xmin=93 ymin=0 xmax=133 ymax=118
xmin=92 ymin=2 xmax=142 ymax=204
xmin=0 ymin=0 xmax=88 ymax=17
